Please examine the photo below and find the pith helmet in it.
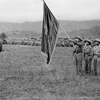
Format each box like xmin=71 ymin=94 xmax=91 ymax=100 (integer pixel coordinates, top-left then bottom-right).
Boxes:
xmin=84 ymin=39 xmax=91 ymax=44
xmin=94 ymin=39 xmax=100 ymax=43
xmin=75 ymin=36 xmax=83 ymax=41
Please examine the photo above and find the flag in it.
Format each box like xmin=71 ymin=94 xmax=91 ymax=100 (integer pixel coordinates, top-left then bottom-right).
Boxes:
xmin=41 ymin=1 xmax=59 ymax=64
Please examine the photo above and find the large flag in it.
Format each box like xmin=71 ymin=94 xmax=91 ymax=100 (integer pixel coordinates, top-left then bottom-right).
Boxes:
xmin=41 ymin=1 xmax=59 ymax=64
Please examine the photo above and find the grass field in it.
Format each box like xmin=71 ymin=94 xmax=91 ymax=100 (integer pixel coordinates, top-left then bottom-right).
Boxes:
xmin=0 ymin=45 xmax=100 ymax=100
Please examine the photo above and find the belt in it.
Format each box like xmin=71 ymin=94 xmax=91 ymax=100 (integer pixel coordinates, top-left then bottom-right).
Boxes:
xmin=76 ymin=52 xmax=82 ymax=54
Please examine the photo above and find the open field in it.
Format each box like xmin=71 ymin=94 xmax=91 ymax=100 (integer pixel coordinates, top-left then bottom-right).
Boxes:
xmin=0 ymin=45 xmax=100 ymax=100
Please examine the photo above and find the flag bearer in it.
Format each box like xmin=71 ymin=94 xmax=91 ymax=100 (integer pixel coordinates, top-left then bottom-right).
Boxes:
xmin=70 ymin=36 xmax=84 ymax=76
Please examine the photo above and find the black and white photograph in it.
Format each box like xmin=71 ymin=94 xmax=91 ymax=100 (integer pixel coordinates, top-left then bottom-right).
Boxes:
xmin=0 ymin=0 xmax=100 ymax=100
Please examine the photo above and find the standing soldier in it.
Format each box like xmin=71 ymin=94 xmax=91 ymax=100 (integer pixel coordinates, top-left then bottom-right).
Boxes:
xmin=0 ymin=38 xmax=3 ymax=52
xmin=92 ymin=39 xmax=100 ymax=75
xmin=83 ymin=39 xmax=92 ymax=74
xmin=70 ymin=36 xmax=84 ymax=76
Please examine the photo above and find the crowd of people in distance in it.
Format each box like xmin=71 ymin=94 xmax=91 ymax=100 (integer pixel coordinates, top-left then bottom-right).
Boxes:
xmin=69 ymin=36 xmax=100 ymax=77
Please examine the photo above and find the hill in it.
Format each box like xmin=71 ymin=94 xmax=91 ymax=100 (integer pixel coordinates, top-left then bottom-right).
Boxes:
xmin=69 ymin=26 xmax=100 ymax=39
xmin=0 ymin=20 xmax=100 ymax=38
xmin=6 ymin=30 xmax=40 ymax=39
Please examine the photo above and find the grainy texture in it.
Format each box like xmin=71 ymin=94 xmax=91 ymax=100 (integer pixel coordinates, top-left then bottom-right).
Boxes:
xmin=0 ymin=44 xmax=100 ymax=100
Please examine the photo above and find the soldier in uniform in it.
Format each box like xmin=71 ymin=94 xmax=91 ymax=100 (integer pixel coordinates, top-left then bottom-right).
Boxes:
xmin=92 ymin=39 xmax=100 ymax=75
xmin=83 ymin=39 xmax=92 ymax=74
xmin=70 ymin=36 xmax=84 ymax=76
xmin=0 ymin=38 xmax=3 ymax=52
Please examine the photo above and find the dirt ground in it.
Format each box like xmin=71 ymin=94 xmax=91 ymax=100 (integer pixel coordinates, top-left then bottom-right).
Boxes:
xmin=0 ymin=44 xmax=100 ymax=100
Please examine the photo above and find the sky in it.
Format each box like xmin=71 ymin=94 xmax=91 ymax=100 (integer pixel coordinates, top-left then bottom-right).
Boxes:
xmin=0 ymin=0 xmax=100 ymax=22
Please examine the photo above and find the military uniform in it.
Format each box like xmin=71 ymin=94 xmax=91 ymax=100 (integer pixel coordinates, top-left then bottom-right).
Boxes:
xmin=0 ymin=39 xmax=3 ymax=52
xmin=92 ymin=39 xmax=100 ymax=75
xmin=83 ymin=39 xmax=92 ymax=74
xmin=71 ymin=36 xmax=84 ymax=76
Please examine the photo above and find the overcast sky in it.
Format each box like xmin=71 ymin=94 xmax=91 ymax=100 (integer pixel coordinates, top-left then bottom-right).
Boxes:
xmin=0 ymin=0 xmax=100 ymax=22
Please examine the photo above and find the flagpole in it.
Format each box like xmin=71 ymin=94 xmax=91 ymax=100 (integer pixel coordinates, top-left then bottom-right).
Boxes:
xmin=41 ymin=0 xmax=50 ymax=67
xmin=41 ymin=0 xmax=59 ymax=66
xmin=60 ymin=24 xmax=70 ymax=39
xmin=41 ymin=0 xmax=70 ymax=39
xmin=48 ymin=24 xmax=70 ymax=64
xmin=60 ymin=24 xmax=76 ymax=50
xmin=48 ymin=27 xmax=60 ymax=65
xmin=41 ymin=0 xmax=48 ymax=67
xmin=41 ymin=0 xmax=71 ymax=66
xmin=48 ymin=24 xmax=71 ymax=65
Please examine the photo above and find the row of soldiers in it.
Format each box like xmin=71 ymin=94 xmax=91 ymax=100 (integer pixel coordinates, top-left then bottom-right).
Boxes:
xmin=69 ymin=36 xmax=100 ymax=76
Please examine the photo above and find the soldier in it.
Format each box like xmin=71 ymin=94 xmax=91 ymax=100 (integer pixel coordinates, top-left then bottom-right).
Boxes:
xmin=92 ymin=39 xmax=100 ymax=75
xmin=70 ymin=36 xmax=84 ymax=76
xmin=83 ymin=39 xmax=92 ymax=74
xmin=0 ymin=38 xmax=3 ymax=52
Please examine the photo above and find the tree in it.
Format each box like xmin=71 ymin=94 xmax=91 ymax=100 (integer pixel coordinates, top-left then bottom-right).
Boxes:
xmin=0 ymin=32 xmax=7 ymax=40
xmin=0 ymin=33 xmax=7 ymax=44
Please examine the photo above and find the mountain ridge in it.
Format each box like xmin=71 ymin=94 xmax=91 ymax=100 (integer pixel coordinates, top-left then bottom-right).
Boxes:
xmin=0 ymin=20 xmax=100 ymax=38
xmin=68 ymin=26 xmax=100 ymax=39
xmin=0 ymin=20 xmax=100 ymax=32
